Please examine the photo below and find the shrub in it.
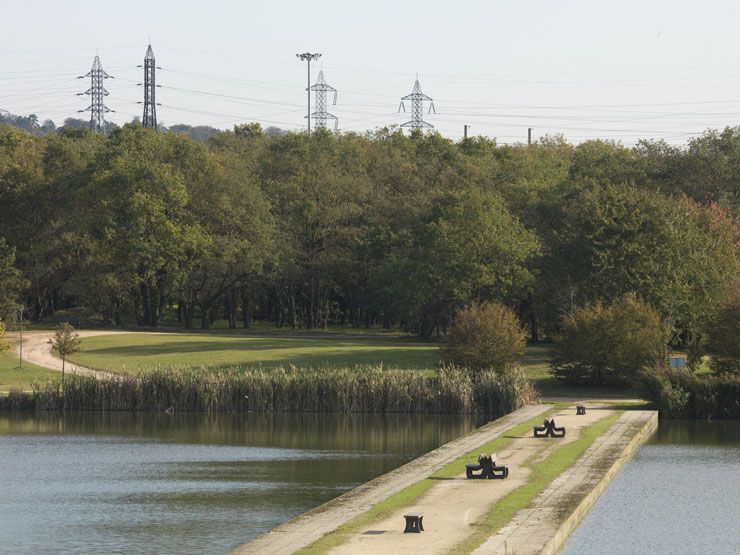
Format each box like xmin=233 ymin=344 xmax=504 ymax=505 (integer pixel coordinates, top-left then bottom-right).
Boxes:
xmin=705 ymin=288 xmax=739 ymax=375
xmin=441 ymin=302 xmax=527 ymax=373
xmin=551 ymin=293 xmax=667 ymax=386
xmin=0 ymin=321 xmax=8 ymax=354
xmin=640 ymin=363 xmax=740 ymax=418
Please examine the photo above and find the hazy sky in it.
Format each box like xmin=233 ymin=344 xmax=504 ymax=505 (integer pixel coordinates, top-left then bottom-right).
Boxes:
xmin=3 ymin=0 xmax=740 ymax=144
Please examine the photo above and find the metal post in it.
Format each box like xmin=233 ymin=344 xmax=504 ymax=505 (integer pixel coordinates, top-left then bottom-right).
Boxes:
xmin=18 ymin=305 xmax=23 ymax=368
xmin=464 ymin=124 xmax=468 ymax=140
xmin=528 ymin=127 xmax=532 ymax=145
xmin=296 ymin=52 xmax=322 ymax=134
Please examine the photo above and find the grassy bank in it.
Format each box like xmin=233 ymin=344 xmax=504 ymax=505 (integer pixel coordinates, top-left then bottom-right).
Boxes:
xmin=64 ymin=334 xmax=642 ymax=401
xmin=0 ymin=365 xmax=536 ymax=414
xmin=67 ymin=333 xmax=440 ymax=374
xmin=0 ymin=343 xmax=59 ymax=392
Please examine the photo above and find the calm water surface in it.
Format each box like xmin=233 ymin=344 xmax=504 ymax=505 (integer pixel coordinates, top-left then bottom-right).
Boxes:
xmin=0 ymin=412 xmax=483 ymax=554
xmin=563 ymin=420 xmax=740 ymax=555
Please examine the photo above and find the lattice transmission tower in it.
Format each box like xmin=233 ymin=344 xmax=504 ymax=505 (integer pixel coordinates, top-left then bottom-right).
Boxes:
xmin=398 ymin=76 xmax=435 ymax=131
xmin=310 ymin=71 xmax=338 ymax=131
xmin=138 ymin=44 xmax=160 ymax=130
xmin=78 ymin=55 xmax=113 ymax=133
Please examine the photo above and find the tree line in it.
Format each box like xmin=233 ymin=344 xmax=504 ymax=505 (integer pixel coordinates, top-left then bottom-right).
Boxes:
xmin=0 ymin=122 xmax=737 ymax=352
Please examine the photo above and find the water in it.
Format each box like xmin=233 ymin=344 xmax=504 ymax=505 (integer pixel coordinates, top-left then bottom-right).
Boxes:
xmin=0 ymin=412 xmax=482 ymax=554
xmin=563 ymin=420 xmax=740 ymax=555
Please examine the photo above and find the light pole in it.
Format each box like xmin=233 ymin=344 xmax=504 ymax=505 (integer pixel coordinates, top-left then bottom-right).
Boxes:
xmin=296 ymin=52 xmax=321 ymax=134
xmin=17 ymin=304 xmax=24 ymax=368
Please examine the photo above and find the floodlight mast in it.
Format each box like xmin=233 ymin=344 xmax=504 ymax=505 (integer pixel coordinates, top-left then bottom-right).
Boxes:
xmin=296 ymin=52 xmax=322 ymax=133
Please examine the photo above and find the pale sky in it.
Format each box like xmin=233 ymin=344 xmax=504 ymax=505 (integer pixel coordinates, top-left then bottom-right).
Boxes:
xmin=3 ymin=0 xmax=740 ymax=144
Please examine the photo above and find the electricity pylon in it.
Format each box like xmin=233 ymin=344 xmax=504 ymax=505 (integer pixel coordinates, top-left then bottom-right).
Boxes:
xmin=139 ymin=44 xmax=160 ymax=130
xmin=399 ymin=76 xmax=435 ymax=131
xmin=310 ymin=70 xmax=338 ymax=131
xmin=78 ymin=55 xmax=113 ymax=133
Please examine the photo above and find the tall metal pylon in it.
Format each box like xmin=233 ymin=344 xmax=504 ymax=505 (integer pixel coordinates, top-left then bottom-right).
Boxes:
xmin=139 ymin=44 xmax=160 ymax=130
xmin=398 ymin=76 xmax=435 ymax=131
xmin=310 ymin=70 xmax=338 ymax=131
xmin=77 ymin=55 xmax=113 ymax=133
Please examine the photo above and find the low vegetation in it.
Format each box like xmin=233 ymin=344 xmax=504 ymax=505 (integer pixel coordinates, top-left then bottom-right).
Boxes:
xmin=0 ymin=365 xmax=537 ymax=414
xmin=550 ymin=294 xmax=667 ymax=386
xmin=441 ymin=302 xmax=527 ymax=373
xmin=0 ymin=345 xmax=58 ymax=392
xmin=641 ymin=365 xmax=740 ymax=419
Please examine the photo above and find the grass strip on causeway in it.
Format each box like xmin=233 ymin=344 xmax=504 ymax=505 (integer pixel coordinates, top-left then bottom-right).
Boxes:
xmin=297 ymin=406 xmax=563 ymax=554
xmin=454 ymin=410 xmax=622 ymax=553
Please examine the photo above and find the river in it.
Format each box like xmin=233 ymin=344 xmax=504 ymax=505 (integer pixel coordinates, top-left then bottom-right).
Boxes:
xmin=562 ymin=419 xmax=740 ymax=555
xmin=0 ymin=411 xmax=483 ymax=554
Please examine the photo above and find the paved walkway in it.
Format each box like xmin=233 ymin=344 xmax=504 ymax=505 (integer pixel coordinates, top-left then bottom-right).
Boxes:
xmin=13 ymin=330 xmax=127 ymax=379
xmin=233 ymin=404 xmax=552 ymax=555
xmin=473 ymin=410 xmax=658 ymax=555
xmin=330 ymin=406 xmax=614 ymax=554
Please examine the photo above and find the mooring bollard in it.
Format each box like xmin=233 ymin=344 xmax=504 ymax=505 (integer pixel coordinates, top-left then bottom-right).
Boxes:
xmin=403 ymin=512 xmax=424 ymax=533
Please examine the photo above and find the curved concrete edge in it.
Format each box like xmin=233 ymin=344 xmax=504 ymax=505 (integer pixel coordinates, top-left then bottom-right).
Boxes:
xmin=232 ymin=404 xmax=552 ymax=555
xmin=542 ymin=411 xmax=658 ymax=555
xmin=473 ymin=410 xmax=658 ymax=555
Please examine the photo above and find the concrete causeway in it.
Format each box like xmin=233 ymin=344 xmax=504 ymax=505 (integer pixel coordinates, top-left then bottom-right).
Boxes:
xmin=473 ymin=410 xmax=658 ymax=555
xmin=233 ymin=404 xmax=552 ymax=554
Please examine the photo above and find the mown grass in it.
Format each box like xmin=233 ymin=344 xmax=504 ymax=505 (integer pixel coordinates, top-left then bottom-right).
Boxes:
xmin=297 ymin=406 xmax=562 ymax=554
xmin=67 ymin=333 xmax=440 ymax=375
xmin=454 ymin=411 xmax=622 ymax=553
xmin=0 ymin=342 xmax=58 ymax=392
xmin=64 ymin=333 xmax=640 ymax=401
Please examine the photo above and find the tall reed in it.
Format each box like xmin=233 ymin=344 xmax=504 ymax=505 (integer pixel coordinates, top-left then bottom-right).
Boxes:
xmin=0 ymin=364 xmax=536 ymax=415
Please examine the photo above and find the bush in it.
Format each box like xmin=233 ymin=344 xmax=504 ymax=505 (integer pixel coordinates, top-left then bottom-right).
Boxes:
xmin=641 ymin=363 xmax=740 ymax=418
xmin=705 ymin=289 xmax=739 ymax=375
xmin=551 ymin=293 xmax=667 ymax=386
xmin=441 ymin=302 xmax=527 ymax=373
xmin=0 ymin=321 xmax=9 ymax=355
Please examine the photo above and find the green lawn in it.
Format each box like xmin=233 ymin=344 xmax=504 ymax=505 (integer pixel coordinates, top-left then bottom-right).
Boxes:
xmin=0 ymin=343 xmax=59 ymax=392
xmin=64 ymin=333 xmax=640 ymax=400
xmin=67 ymin=333 xmax=441 ymax=374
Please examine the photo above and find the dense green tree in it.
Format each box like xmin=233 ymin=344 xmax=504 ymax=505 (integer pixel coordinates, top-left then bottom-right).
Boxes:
xmin=551 ymin=294 xmax=667 ymax=386
xmin=0 ymin=237 xmax=26 ymax=317
xmin=540 ymin=184 xmax=738 ymax=347
xmin=372 ymin=187 xmax=539 ymax=337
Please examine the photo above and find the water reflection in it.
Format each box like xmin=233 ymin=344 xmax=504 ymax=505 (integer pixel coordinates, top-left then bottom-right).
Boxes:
xmin=0 ymin=411 xmax=483 ymax=554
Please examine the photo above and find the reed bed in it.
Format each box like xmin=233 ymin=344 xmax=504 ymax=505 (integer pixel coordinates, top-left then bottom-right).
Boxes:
xmin=0 ymin=364 xmax=537 ymax=415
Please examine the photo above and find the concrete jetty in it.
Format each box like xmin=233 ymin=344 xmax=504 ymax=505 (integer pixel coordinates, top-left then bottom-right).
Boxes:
xmin=233 ymin=404 xmax=551 ymax=554
xmin=234 ymin=405 xmax=657 ymax=555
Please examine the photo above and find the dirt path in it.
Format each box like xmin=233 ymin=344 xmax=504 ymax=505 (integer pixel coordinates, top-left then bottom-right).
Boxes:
xmin=11 ymin=330 xmax=133 ymax=379
xmin=329 ymin=406 xmax=614 ymax=555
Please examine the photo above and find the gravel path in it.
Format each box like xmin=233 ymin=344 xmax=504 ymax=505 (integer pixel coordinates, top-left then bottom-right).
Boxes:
xmin=11 ymin=330 xmax=132 ymax=379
